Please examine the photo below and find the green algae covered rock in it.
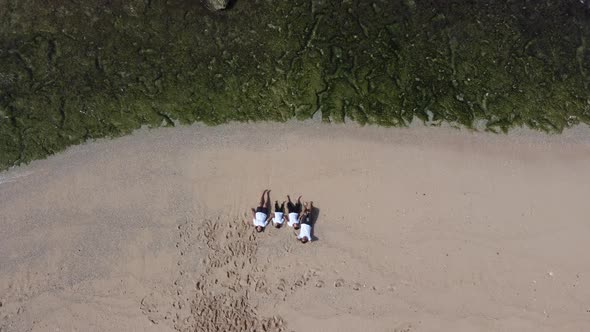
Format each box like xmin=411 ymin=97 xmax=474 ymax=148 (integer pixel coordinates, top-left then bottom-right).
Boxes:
xmin=0 ymin=0 xmax=589 ymax=170
xmin=204 ymin=0 xmax=231 ymax=11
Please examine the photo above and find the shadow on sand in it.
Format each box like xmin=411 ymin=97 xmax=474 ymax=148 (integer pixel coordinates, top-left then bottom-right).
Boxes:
xmin=309 ymin=205 xmax=320 ymax=242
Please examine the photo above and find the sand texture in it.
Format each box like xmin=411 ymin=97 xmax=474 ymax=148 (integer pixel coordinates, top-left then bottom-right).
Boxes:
xmin=1 ymin=121 xmax=590 ymax=331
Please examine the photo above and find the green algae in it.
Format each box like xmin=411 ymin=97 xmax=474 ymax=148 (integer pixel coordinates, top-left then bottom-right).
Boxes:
xmin=0 ymin=0 xmax=590 ymax=170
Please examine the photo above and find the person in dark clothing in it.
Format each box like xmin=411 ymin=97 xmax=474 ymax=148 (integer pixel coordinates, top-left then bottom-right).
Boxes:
xmin=285 ymin=195 xmax=302 ymax=230
xmin=250 ymin=189 xmax=272 ymax=232
xmin=272 ymin=200 xmax=287 ymax=228
xmin=297 ymin=201 xmax=314 ymax=243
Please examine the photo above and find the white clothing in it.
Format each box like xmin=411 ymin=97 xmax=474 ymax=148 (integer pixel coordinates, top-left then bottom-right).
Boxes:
xmin=253 ymin=212 xmax=268 ymax=228
xmin=287 ymin=212 xmax=299 ymax=227
xmin=273 ymin=212 xmax=284 ymax=225
xmin=297 ymin=223 xmax=312 ymax=242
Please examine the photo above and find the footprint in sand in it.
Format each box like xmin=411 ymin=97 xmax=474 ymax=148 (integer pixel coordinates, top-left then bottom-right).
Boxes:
xmin=334 ymin=279 xmax=345 ymax=288
xmin=394 ymin=322 xmax=413 ymax=332
xmin=140 ymin=294 xmax=164 ymax=325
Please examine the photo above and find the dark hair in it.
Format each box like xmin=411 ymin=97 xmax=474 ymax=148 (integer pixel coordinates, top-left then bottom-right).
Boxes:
xmin=275 ymin=223 xmax=282 ymax=229
xmin=256 ymin=226 xmax=263 ymax=233
xmin=301 ymin=237 xmax=308 ymax=243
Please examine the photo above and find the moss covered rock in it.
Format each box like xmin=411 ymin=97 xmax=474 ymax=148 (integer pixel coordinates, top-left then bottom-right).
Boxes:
xmin=0 ymin=0 xmax=589 ymax=170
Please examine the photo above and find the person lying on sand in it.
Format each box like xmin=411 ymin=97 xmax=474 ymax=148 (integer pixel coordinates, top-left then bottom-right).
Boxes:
xmin=297 ymin=201 xmax=314 ymax=243
xmin=272 ymin=200 xmax=287 ymax=228
xmin=286 ymin=195 xmax=302 ymax=230
xmin=251 ymin=189 xmax=272 ymax=233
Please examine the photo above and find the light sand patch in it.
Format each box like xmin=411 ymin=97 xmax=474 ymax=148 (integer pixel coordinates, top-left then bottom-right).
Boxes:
xmin=1 ymin=121 xmax=590 ymax=331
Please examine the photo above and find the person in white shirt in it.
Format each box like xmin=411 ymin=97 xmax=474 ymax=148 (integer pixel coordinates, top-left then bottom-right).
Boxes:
xmin=250 ymin=189 xmax=272 ymax=233
xmin=272 ymin=200 xmax=286 ymax=228
xmin=297 ymin=201 xmax=314 ymax=243
xmin=286 ymin=195 xmax=302 ymax=230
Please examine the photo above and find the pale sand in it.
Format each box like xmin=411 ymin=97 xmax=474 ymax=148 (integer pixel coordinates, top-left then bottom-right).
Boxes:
xmin=1 ymin=121 xmax=590 ymax=332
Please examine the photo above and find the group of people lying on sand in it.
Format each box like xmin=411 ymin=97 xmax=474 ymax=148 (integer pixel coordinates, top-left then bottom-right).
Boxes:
xmin=250 ymin=189 xmax=314 ymax=243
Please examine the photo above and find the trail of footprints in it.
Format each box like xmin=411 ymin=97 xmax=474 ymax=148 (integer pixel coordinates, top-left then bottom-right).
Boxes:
xmin=142 ymin=217 xmax=287 ymax=331
xmin=140 ymin=217 xmax=386 ymax=331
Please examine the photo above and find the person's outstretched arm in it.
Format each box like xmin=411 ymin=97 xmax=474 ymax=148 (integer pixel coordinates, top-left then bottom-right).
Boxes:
xmin=298 ymin=211 xmax=307 ymax=223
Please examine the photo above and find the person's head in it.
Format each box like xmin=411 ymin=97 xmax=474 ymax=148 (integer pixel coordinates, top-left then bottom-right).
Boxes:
xmin=255 ymin=226 xmax=263 ymax=233
xmin=274 ymin=223 xmax=282 ymax=229
xmin=300 ymin=236 xmax=309 ymax=243
xmin=294 ymin=224 xmax=300 ymax=230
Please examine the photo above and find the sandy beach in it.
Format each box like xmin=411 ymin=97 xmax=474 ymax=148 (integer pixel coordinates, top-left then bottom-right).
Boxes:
xmin=1 ymin=121 xmax=589 ymax=332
